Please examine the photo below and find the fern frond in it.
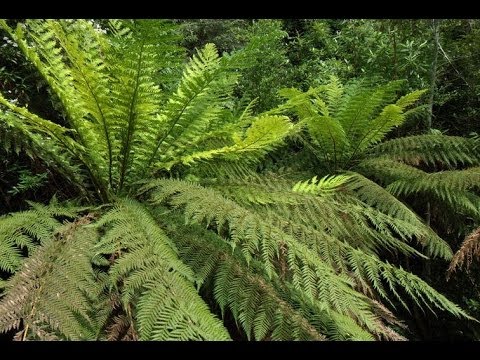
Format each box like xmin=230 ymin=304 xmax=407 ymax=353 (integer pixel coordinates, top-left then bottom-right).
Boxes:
xmin=0 ymin=95 xmax=89 ymax=192
xmin=448 ymin=228 xmax=480 ymax=277
xmin=345 ymin=172 xmax=452 ymax=260
xmin=359 ymin=158 xmax=480 ymax=221
xmin=156 ymin=208 xmax=375 ymax=340
xmin=0 ymin=201 xmax=83 ymax=274
xmin=355 ymin=90 xmax=426 ymax=153
xmin=180 ymin=115 xmax=292 ymax=167
xmin=200 ymin=174 xmax=469 ymax=322
xmin=108 ymin=39 xmax=162 ymax=190
xmin=93 ymin=198 xmax=230 ymax=340
xmin=143 ymin=179 xmax=413 ymax=334
xmin=1 ymin=20 xmax=112 ymax=189
xmin=369 ymin=134 xmax=480 ymax=167
xmin=147 ymin=43 xmax=236 ymax=172
xmin=278 ymin=86 xmax=348 ymax=170
xmin=0 ymin=215 xmax=108 ymax=340
xmin=212 ymin=173 xmax=439 ymax=259
xmin=292 ymin=174 xmax=352 ymax=195
xmin=264 ymin=195 xmax=467 ymax=319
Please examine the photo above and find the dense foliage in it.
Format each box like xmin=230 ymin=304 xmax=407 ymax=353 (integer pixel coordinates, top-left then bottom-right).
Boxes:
xmin=1 ymin=18 xmax=480 ymax=341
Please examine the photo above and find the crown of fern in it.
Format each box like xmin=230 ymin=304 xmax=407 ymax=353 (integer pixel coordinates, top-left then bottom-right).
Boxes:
xmin=0 ymin=19 xmax=292 ymax=199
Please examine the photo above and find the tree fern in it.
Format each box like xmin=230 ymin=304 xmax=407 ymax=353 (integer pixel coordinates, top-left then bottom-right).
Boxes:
xmin=0 ymin=19 xmax=474 ymax=341
xmin=278 ymin=78 xmax=425 ymax=171
xmin=276 ymin=77 xmax=480 ymax=251
xmin=0 ymin=20 xmax=291 ymax=196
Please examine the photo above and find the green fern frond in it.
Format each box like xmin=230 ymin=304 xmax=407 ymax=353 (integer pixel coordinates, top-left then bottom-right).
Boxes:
xmin=345 ymin=172 xmax=452 ymax=260
xmin=369 ymin=134 xmax=480 ymax=167
xmin=356 ymin=89 xmax=426 ymax=152
xmin=388 ymin=171 xmax=480 ymax=219
xmin=1 ymin=20 xmax=112 ymax=188
xmin=260 ymin=195 xmax=466 ymax=319
xmin=147 ymin=43 xmax=236 ymax=172
xmin=277 ymin=78 xmax=425 ymax=171
xmin=156 ymin=208 xmax=376 ymax=340
xmin=293 ymin=174 xmax=352 ymax=194
xmin=209 ymin=173 xmax=433 ymax=258
xmin=1 ymin=20 xmax=291 ymax=200
xmin=359 ymin=158 xmax=480 ymax=221
xmin=109 ymin=40 xmax=162 ymax=190
xmin=201 ymin=174 xmax=468 ymax=321
xmin=0 ymin=201 xmax=83 ymax=274
xmin=93 ymin=198 xmax=230 ymax=340
xmin=0 ymin=94 xmax=89 ymax=192
xmin=143 ymin=179 xmax=415 ymax=333
xmin=180 ymin=115 xmax=292 ymax=167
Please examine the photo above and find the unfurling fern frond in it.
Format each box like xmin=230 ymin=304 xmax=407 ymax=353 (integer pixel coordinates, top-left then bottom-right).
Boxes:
xmin=93 ymin=198 xmax=230 ymax=340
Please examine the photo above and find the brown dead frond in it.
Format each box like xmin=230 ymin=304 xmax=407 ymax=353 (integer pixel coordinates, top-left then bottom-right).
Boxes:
xmin=106 ymin=314 xmax=136 ymax=341
xmin=370 ymin=299 xmax=407 ymax=341
xmin=447 ymin=228 xmax=480 ymax=280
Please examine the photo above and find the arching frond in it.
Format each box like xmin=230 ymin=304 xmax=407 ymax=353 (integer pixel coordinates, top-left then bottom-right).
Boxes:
xmin=142 ymin=179 xmax=470 ymax=337
xmin=345 ymin=172 xmax=452 ymax=260
xmin=0 ymin=94 xmax=88 ymax=192
xmin=143 ymin=179 xmax=378 ymax=325
xmin=0 ymin=200 xmax=83 ymax=274
xmin=359 ymin=158 xmax=480 ymax=221
xmin=0 ymin=20 xmax=112 ymax=189
xmin=153 ymin=206 xmax=377 ymax=340
xmin=0 ymin=215 xmax=108 ymax=340
xmin=369 ymin=134 xmax=480 ymax=167
xmin=93 ymin=198 xmax=230 ymax=340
